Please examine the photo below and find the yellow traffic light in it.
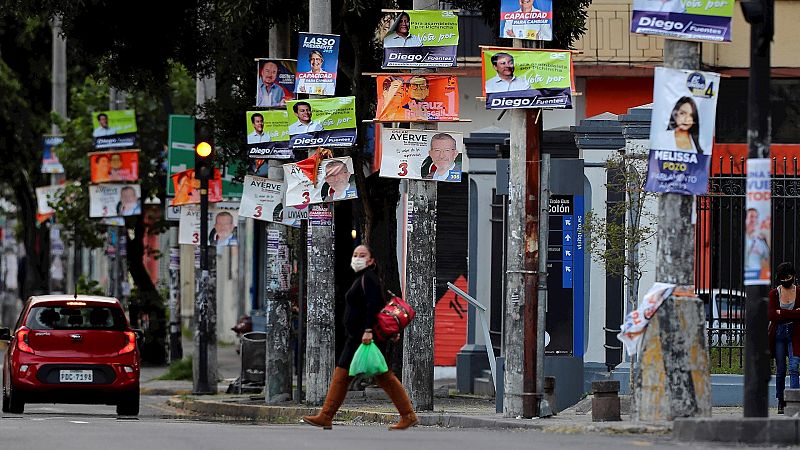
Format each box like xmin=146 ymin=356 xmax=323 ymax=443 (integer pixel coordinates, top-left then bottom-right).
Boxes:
xmin=196 ymin=141 xmax=212 ymax=157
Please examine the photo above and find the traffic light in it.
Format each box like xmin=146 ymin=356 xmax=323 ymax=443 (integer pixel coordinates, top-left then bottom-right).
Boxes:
xmin=195 ymin=119 xmax=214 ymax=181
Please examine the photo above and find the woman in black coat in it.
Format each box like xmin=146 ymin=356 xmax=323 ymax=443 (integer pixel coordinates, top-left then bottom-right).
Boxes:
xmin=303 ymin=244 xmax=418 ymax=430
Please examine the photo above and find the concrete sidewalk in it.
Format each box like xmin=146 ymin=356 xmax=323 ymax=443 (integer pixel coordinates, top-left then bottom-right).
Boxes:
xmin=140 ymin=337 xmax=241 ymax=395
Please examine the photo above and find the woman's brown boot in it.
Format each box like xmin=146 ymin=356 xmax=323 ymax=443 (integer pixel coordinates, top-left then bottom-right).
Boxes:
xmin=302 ymin=367 xmax=352 ymax=429
xmin=375 ymin=371 xmax=419 ymax=430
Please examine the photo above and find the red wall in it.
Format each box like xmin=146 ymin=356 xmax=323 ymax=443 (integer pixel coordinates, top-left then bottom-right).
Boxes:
xmin=585 ymin=77 xmax=654 ymax=117
xmin=434 ymin=275 xmax=468 ymax=366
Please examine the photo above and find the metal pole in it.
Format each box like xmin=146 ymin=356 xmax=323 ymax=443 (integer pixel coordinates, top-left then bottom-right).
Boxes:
xmin=197 ymin=166 xmax=210 ymax=393
xmin=168 ymin=227 xmax=183 ymax=361
xmin=537 ymin=153 xmax=550 ymax=416
xmin=742 ymin=0 xmax=773 ymax=418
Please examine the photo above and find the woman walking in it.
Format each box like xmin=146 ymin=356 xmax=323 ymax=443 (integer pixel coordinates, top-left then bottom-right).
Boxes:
xmin=303 ymin=244 xmax=418 ymax=430
xmin=768 ymin=262 xmax=800 ymax=414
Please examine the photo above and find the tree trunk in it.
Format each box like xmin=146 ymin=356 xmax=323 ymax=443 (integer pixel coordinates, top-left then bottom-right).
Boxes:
xmin=14 ymin=182 xmax=50 ymax=302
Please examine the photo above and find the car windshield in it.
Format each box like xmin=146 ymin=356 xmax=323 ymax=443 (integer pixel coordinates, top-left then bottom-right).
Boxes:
xmin=25 ymin=306 xmax=127 ymax=331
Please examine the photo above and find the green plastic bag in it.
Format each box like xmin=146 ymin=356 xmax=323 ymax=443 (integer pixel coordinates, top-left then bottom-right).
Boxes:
xmin=349 ymin=342 xmax=389 ymax=377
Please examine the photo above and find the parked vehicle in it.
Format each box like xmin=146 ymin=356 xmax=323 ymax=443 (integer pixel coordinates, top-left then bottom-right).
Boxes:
xmin=697 ymin=289 xmax=745 ymax=346
xmin=1 ymin=295 xmax=140 ymax=415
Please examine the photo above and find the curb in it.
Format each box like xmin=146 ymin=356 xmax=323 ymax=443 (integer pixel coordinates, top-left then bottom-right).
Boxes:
xmin=166 ymin=396 xmax=672 ymax=434
xmin=674 ymin=417 xmax=800 ymax=445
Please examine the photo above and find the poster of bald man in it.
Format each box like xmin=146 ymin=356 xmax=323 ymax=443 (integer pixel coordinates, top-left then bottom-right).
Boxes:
xmin=283 ymin=156 xmax=358 ymax=206
xmin=379 ymin=129 xmax=463 ymax=182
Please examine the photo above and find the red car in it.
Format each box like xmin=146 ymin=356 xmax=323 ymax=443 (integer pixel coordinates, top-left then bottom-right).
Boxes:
xmin=1 ymin=295 xmax=140 ymax=415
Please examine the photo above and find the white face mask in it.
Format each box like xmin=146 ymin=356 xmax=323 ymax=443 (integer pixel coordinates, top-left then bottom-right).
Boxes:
xmin=351 ymin=257 xmax=368 ymax=272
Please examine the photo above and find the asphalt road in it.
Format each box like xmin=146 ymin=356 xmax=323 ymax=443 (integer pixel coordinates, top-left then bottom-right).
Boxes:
xmin=0 ymin=400 xmax=780 ymax=450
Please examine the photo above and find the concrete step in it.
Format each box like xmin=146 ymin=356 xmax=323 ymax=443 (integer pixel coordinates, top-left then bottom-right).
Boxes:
xmin=474 ymin=377 xmax=495 ymax=397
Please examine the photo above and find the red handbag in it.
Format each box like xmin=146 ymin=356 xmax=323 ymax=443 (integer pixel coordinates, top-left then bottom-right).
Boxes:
xmin=374 ymin=291 xmax=415 ymax=342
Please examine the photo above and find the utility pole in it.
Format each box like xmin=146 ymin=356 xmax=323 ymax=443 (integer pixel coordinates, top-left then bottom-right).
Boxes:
xmin=304 ymin=0 xmax=336 ymax=406
xmin=398 ymin=0 xmax=439 ymax=412
xmin=503 ymin=39 xmax=542 ymax=419
xmin=108 ymin=88 xmax=127 ymax=304
xmin=741 ymin=0 xmax=774 ymax=418
xmin=192 ymin=75 xmax=218 ymax=395
xmin=50 ymin=17 xmax=70 ymax=295
xmin=263 ymin=21 xmax=294 ymax=404
xmin=635 ymin=40 xmax=711 ymax=420
xmin=168 ymin=227 xmax=183 ymax=361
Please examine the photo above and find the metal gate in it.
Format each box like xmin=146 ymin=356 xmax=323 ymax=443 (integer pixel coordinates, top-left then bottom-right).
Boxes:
xmin=696 ymin=157 xmax=800 ymax=371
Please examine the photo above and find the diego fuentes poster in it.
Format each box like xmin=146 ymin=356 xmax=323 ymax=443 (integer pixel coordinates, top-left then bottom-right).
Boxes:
xmin=376 ymin=75 xmax=459 ymax=122
xmin=91 ymin=109 xmax=138 ymax=149
xmin=499 ymin=0 xmax=553 ymax=41
xmin=631 ymin=0 xmax=733 ymax=42
xmin=255 ymin=58 xmax=297 ymax=107
xmin=644 ymin=67 xmax=720 ymax=195
xmin=382 ymin=10 xmax=459 ymax=68
xmin=89 ymin=184 xmax=142 ymax=218
xmin=238 ymin=175 xmax=307 ymax=227
xmin=295 ymin=32 xmax=340 ymax=96
xmin=285 ymin=97 xmax=357 ymax=148
xmin=283 ymin=156 xmax=358 ymax=206
xmin=245 ymin=110 xmax=293 ymax=159
xmin=379 ymin=129 xmax=464 ymax=183
xmin=481 ymin=48 xmax=573 ymax=109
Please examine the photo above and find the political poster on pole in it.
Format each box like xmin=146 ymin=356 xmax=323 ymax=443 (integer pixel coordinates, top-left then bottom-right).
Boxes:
xmin=481 ymin=48 xmax=574 ymax=110
xmin=42 ymin=135 xmax=65 ymax=174
xmin=283 ymin=156 xmax=358 ymax=206
xmin=170 ymin=168 xmax=223 ymax=206
xmin=499 ymin=0 xmax=553 ymax=41
xmin=178 ymin=205 xmax=240 ymax=247
xmin=89 ymin=150 xmax=139 ymax=183
xmin=379 ymin=129 xmax=464 ymax=182
xmin=744 ymin=158 xmax=771 ymax=286
xmin=286 ymin=97 xmax=357 ymax=148
xmin=255 ymin=58 xmax=297 ymax=107
xmin=381 ymin=10 xmax=459 ymax=68
xmin=376 ymin=75 xmax=459 ymax=122
xmin=238 ymin=175 xmax=307 ymax=227
xmin=295 ymin=32 xmax=339 ymax=96
xmin=36 ymin=185 xmax=65 ymax=216
xmin=631 ymin=0 xmax=733 ymax=42
xmin=644 ymin=67 xmax=720 ymax=195
xmin=89 ymin=184 xmax=142 ymax=218
xmin=245 ymin=110 xmax=292 ymax=159
xmin=91 ymin=109 xmax=138 ymax=149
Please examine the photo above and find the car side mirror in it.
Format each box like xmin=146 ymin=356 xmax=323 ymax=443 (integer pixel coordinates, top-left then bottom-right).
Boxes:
xmin=0 ymin=327 xmax=10 ymax=341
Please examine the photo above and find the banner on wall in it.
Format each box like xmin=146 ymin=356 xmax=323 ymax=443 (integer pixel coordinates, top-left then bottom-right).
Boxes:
xmin=499 ymin=0 xmax=553 ymax=41
xmin=295 ymin=32 xmax=340 ymax=96
xmin=285 ymin=97 xmax=357 ymax=148
xmin=481 ymin=48 xmax=573 ymax=110
xmin=255 ymin=58 xmax=297 ymax=107
xmin=376 ymin=75 xmax=459 ymax=122
xmin=631 ymin=0 xmax=734 ymax=42
xmin=91 ymin=109 xmax=138 ymax=149
xmin=644 ymin=67 xmax=720 ymax=195
xmin=245 ymin=110 xmax=293 ymax=159
xmin=89 ymin=184 xmax=141 ymax=218
xmin=42 ymin=135 xmax=65 ymax=174
xmin=381 ymin=10 xmax=459 ymax=68
xmin=89 ymin=150 xmax=139 ymax=183
xmin=744 ymin=158 xmax=771 ymax=286
xmin=170 ymin=168 xmax=223 ymax=206
xmin=178 ymin=205 xmax=240 ymax=247
xmin=379 ymin=129 xmax=464 ymax=182
xmin=283 ymin=156 xmax=358 ymax=206
xmin=238 ymin=175 xmax=307 ymax=227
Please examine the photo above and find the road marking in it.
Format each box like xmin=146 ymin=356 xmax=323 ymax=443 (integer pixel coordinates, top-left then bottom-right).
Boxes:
xmin=70 ymin=420 xmax=90 ymax=424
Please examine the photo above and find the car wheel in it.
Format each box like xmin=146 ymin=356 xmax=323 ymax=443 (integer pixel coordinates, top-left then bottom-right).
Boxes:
xmin=7 ymin=385 xmax=24 ymax=414
xmin=116 ymin=386 xmax=139 ymax=416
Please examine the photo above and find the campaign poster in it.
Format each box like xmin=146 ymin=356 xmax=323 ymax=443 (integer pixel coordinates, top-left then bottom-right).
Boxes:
xmin=382 ymin=10 xmax=459 ymax=68
xmin=744 ymin=158 xmax=771 ymax=286
xmin=92 ymin=109 xmax=138 ymax=149
xmin=42 ymin=135 xmax=65 ymax=174
xmin=644 ymin=67 xmax=720 ymax=195
xmin=499 ymin=0 xmax=553 ymax=41
xmin=376 ymin=75 xmax=459 ymax=122
xmin=245 ymin=110 xmax=292 ymax=159
xmin=89 ymin=150 xmax=139 ymax=183
xmin=178 ymin=205 xmax=240 ymax=247
xmin=379 ymin=129 xmax=464 ymax=183
xmin=285 ymin=97 xmax=357 ymax=148
xmin=238 ymin=175 xmax=307 ymax=227
xmin=481 ymin=48 xmax=573 ymax=109
xmin=255 ymin=58 xmax=297 ymax=107
xmin=89 ymin=184 xmax=142 ymax=218
xmin=170 ymin=168 xmax=223 ymax=206
xmin=36 ymin=185 xmax=65 ymax=216
xmin=283 ymin=156 xmax=358 ymax=206
xmin=295 ymin=32 xmax=340 ymax=96
xmin=631 ymin=0 xmax=733 ymax=42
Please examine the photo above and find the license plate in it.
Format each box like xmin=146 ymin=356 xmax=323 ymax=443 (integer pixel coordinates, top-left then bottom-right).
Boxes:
xmin=59 ymin=370 xmax=93 ymax=383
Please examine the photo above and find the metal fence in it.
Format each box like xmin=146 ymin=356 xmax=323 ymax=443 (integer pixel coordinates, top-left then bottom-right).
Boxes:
xmin=696 ymin=157 xmax=800 ymax=370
